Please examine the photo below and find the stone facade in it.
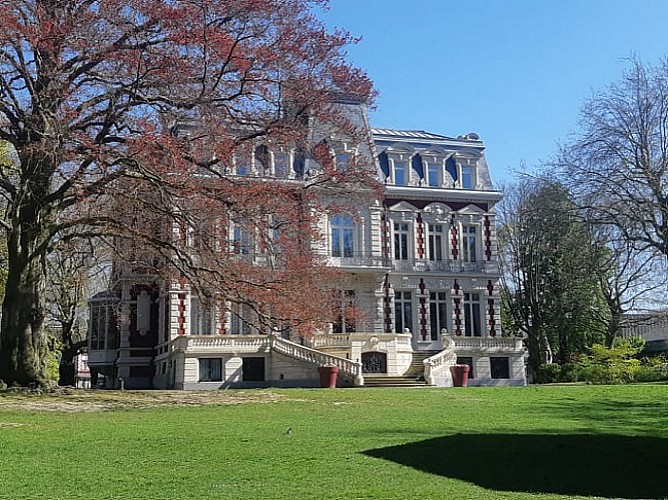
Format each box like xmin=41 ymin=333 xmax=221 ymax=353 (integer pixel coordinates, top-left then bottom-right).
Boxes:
xmin=87 ymin=106 xmax=526 ymax=389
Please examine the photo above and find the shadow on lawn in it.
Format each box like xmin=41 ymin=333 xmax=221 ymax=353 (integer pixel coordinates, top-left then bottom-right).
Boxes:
xmin=363 ymin=433 xmax=668 ymax=499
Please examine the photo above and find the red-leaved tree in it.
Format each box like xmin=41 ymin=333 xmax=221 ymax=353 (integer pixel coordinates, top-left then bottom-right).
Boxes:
xmin=0 ymin=0 xmax=374 ymax=386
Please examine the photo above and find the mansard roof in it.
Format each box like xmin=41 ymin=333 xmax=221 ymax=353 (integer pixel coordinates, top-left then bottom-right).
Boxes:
xmin=371 ymin=128 xmax=484 ymax=150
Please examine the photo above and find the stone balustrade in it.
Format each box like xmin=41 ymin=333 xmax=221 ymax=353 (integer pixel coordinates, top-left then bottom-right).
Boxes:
xmin=310 ymin=332 xmax=412 ymax=349
xmin=423 ymin=336 xmax=458 ymax=386
xmin=449 ymin=335 xmax=524 ymax=352
xmin=171 ymin=335 xmax=271 ymax=353
xmin=270 ymin=335 xmax=363 ymax=385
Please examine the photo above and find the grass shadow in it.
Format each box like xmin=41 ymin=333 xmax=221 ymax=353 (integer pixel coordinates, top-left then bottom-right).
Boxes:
xmin=363 ymin=433 xmax=668 ymax=499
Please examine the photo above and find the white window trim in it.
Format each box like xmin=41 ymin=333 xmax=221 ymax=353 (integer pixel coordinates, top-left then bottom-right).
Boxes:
xmin=329 ymin=214 xmax=358 ymax=258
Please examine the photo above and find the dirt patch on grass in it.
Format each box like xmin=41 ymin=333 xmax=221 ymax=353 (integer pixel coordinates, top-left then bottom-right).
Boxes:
xmin=0 ymin=389 xmax=289 ymax=412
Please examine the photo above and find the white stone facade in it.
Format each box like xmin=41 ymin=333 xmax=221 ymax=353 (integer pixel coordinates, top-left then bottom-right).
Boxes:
xmin=87 ymin=107 xmax=526 ymax=389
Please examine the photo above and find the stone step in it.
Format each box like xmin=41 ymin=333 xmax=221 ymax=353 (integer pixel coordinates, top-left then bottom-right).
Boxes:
xmin=362 ymin=376 xmax=432 ymax=388
xmin=403 ymin=351 xmax=440 ymax=377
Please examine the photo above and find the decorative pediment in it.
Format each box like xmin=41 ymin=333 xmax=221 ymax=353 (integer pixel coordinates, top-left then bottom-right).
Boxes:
xmin=388 ymin=201 xmax=419 ymax=212
xmin=457 ymin=204 xmax=486 ymax=216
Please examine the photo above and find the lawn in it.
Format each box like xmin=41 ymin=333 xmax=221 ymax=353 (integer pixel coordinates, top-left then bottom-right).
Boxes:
xmin=1 ymin=384 xmax=667 ymax=499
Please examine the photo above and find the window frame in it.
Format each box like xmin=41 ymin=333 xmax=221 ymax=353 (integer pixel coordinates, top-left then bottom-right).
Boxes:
xmin=332 ymin=289 xmax=356 ymax=334
xmin=331 ymin=214 xmax=356 ymax=258
xmin=429 ymin=291 xmax=448 ymax=341
xmin=490 ymin=357 xmax=510 ymax=379
xmin=394 ymin=291 xmax=413 ymax=334
xmin=199 ymin=358 xmax=223 ymax=382
xmin=463 ymin=292 xmax=482 ymax=337
xmin=461 ymin=225 xmax=478 ymax=263
xmin=424 ymin=157 xmax=442 ymax=187
xmin=393 ymin=221 xmax=411 ymax=261
xmin=428 ymin=223 xmax=447 ymax=262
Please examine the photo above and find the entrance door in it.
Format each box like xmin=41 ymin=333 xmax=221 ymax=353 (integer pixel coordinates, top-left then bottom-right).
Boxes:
xmin=362 ymin=352 xmax=387 ymax=373
xmin=242 ymin=357 xmax=265 ymax=381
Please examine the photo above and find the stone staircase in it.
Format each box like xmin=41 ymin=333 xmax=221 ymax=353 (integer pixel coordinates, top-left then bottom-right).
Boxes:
xmin=362 ymin=351 xmax=440 ymax=388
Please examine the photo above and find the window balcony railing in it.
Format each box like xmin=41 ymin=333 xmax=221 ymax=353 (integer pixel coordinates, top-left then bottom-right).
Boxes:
xmin=392 ymin=258 xmax=499 ymax=274
xmin=316 ymin=251 xmax=392 ymax=269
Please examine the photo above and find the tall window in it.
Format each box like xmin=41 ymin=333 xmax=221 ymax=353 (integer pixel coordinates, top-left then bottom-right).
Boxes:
xmin=230 ymin=303 xmax=254 ymax=335
xmin=394 ymin=222 xmax=410 ymax=260
xmin=190 ymin=296 xmax=213 ymax=335
xmin=90 ymin=300 xmax=118 ymax=350
xmin=331 ymin=215 xmax=355 ymax=257
xmin=235 ymin=156 xmax=248 ymax=176
xmin=462 ymin=225 xmax=477 ymax=262
xmin=335 ymin=152 xmax=351 ymax=172
xmin=394 ymin=291 xmax=413 ymax=333
xmin=274 ymin=152 xmax=289 ymax=178
xmin=233 ymin=224 xmax=251 ymax=255
xmin=461 ymin=165 xmax=474 ymax=189
xmin=463 ymin=292 xmax=481 ymax=337
xmin=393 ymin=160 xmax=407 ymax=186
xmin=333 ymin=290 xmax=356 ymax=333
xmin=199 ymin=358 xmax=222 ymax=382
xmin=428 ymin=224 xmax=446 ymax=261
xmin=429 ymin=292 xmax=448 ymax=341
xmin=425 ymin=160 xmax=440 ymax=187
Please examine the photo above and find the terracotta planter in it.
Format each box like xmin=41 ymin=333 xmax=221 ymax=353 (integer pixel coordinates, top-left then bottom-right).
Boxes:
xmin=318 ymin=366 xmax=339 ymax=388
xmin=450 ymin=364 xmax=470 ymax=387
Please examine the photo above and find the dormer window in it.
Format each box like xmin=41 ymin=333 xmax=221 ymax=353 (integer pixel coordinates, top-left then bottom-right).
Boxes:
xmin=393 ymin=160 xmax=407 ymax=186
xmin=425 ymin=159 xmax=441 ymax=187
xmin=461 ymin=165 xmax=474 ymax=189
xmin=336 ymin=152 xmax=349 ymax=170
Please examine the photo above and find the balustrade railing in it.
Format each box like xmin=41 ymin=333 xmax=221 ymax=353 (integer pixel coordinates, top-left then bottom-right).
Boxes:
xmin=314 ymin=251 xmax=391 ymax=269
xmin=450 ymin=335 xmax=523 ymax=351
xmin=423 ymin=336 xmax=458 ymax=386
xmin=392 ymin=258 xmax=498 ymax=273
xmin=271 ymin=336 xmax=363 ymax=385
xmin=171 ymin=335 xmax=271 ymax=352
xmin=309 ymin=332 xmax=412 ymax=349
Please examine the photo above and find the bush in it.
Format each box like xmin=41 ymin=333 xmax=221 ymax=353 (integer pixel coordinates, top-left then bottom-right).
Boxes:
xmin=534 ymin=343 xmax=668 ymax=385
xmin=535 ymin=363 xmax=580 ymax=384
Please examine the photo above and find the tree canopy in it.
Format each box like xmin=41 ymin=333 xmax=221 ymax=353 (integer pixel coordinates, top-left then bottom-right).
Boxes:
xmin=0 ymin=0 xmax=374 ymax=386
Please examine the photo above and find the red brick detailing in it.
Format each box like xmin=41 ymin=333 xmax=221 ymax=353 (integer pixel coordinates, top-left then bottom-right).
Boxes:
xmin=450 ymin=226 xmax=459 ymax=260
xmin=453 ymin=279 xmax=462 ymax=336
xmin=484 ymin=216 xmax=492 ymax=261
xmin=488 ymin=299 xmax=496 ymax=337
xmin=487 ymin=281 xmax=496 ymax=336
xmin=177 ymin=293 xmax=186 ymax=335
xmin=416 ymin=213 xmax=424 ymax=259
xmin=419 ymin=278 xmax=427 ymax=340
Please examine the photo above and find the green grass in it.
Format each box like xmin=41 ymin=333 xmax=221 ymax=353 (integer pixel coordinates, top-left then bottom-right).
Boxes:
xmin=1 ymin=385 xmax=667 ymax=499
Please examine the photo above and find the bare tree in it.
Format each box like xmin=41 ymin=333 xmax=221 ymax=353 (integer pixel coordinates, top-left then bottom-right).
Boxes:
xmin=45 ymin=238 xmax=105 ymax=386
xmin=587 ymin=225 xmax=667 ymax=347
xmin=558 ymin=58 xmax=668 ymax=259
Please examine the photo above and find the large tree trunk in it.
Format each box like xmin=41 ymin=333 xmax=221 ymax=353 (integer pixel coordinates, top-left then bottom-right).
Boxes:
xmin=58 ymin=341 xmax=87 ymax=387
xmin=0 ymin=253 xmax=48 ymax=387
xmin=0 ymin=175 xmax=52 ymax=387
xmin=525 ymin=327 xmax=543 ymax=383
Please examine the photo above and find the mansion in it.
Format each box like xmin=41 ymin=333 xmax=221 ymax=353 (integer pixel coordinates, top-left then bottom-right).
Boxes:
xmin=87 ymin=102 xmax=526 ymax=389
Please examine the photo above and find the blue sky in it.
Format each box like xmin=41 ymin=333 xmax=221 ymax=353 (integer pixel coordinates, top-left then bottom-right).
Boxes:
xmin=318 ymin=0 xmax=668 ymax=185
